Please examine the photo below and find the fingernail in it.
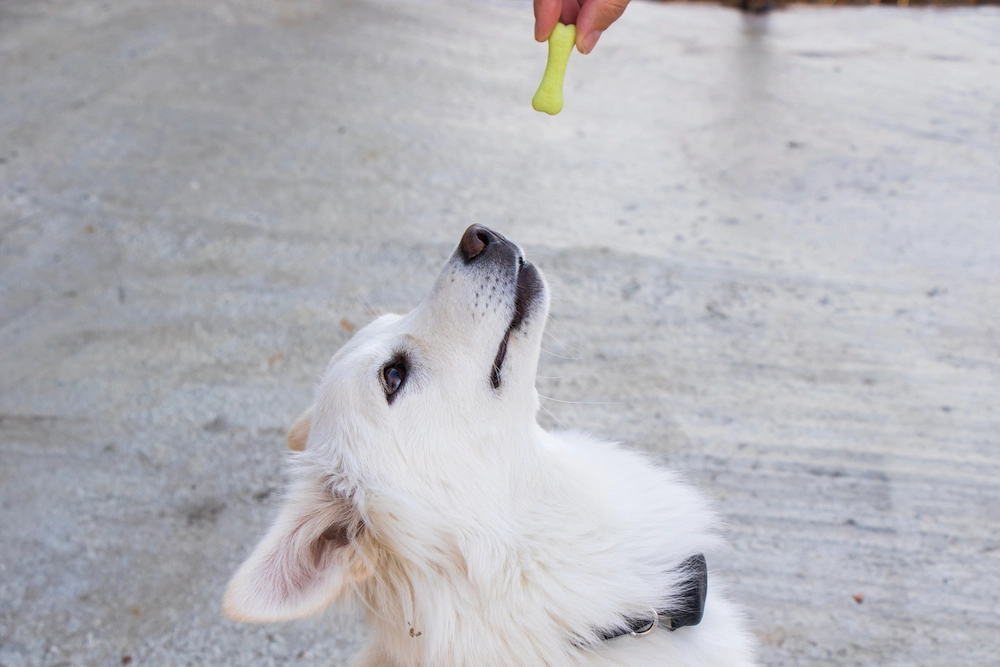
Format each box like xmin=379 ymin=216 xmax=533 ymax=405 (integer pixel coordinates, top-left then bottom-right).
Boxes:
xmin=580 ymin=30 xmax=603 ymax=54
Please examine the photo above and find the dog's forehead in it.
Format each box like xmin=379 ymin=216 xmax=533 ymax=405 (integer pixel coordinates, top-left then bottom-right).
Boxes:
xmin=325 ymin=315 xmax=405 ymax=373
xmin=327 ymin=296 xmax=469 ymax=364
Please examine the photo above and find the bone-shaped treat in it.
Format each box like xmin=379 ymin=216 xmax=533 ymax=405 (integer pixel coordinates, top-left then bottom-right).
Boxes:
xmin=532 ymin=22 xmax=576 ymax=115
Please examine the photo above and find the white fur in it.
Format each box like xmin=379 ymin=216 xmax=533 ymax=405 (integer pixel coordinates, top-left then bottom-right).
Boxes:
xmin=224 ymin=229 xmax=758 ymax=666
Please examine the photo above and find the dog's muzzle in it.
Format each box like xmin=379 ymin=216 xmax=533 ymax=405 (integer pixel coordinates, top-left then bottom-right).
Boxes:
xmin=457 ymin=225 xmax=544 ymax=390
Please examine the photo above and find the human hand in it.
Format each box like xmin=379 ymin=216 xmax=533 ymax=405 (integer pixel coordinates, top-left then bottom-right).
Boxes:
xmin=533 ymin=0 xmax=631 ymax=54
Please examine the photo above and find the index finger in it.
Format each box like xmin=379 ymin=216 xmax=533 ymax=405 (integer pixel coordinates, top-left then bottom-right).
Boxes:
xmin=533 ymin=0 xmax=562 ymax=41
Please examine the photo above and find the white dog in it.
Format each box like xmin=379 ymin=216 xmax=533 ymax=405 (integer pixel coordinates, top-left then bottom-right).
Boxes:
xmin=224 ymin=226 xmax=757 ymax=666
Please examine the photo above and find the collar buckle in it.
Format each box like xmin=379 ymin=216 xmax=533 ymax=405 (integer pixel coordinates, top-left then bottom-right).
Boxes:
xmin=628 ymin=608 xmax=659 ymax=637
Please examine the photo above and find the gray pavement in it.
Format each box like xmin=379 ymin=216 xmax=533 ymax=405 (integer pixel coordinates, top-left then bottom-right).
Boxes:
xmin=2 ymin=1 xmax=999 ymax=665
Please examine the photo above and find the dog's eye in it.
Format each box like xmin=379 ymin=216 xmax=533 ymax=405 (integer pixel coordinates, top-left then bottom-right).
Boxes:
xmin=383 ymin=364 xmax=405 ymax=396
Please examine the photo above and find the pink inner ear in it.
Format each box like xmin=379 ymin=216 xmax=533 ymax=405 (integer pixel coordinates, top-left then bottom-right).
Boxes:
xmin=264 ymin=523 xmax=331 ymax=603
xmin=273 ymin=521 xmax=350 ymax=600
xmin=315 ymin=524 xmax=350 ymax=561
xmin=224 ymin=485 xmax=359 ymax=623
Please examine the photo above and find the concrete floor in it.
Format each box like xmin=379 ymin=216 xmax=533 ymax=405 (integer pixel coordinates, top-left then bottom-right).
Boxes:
xmin=2 ymin=0 xmax=999 ymax=665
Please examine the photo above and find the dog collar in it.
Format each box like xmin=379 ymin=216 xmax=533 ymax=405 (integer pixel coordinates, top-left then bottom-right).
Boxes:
xmin=595 ymin=554 xmax=708 ymax=642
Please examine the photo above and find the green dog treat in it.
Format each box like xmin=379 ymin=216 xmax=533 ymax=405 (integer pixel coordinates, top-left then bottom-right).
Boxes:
xmin=532 ymin=23 xmax=576 ymax=115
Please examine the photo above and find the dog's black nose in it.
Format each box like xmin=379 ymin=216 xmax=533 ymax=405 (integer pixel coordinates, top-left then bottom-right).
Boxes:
xmin=460 ymin=225 xmax=499 ymax=262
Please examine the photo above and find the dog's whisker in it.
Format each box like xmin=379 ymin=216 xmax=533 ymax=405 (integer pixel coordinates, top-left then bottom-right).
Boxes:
xmin=542 ymin=328 xmax=581 ymax=354
xmin=538 ymin=402 xmax=569 ymax=430
xmin=355 ymin=288 xmax=379 ymax=319
xmin=542 ymin=315 xmax=580 ymax=342
xmin=540 ymin=347 xmax=581 ymax=360
xmin=538 ymin=394 xmax=619 ymax=405
xmin=533 ymin=375 xmax=564 ymax=380
xmin=544 ymin=311 xmax=576 ymax=329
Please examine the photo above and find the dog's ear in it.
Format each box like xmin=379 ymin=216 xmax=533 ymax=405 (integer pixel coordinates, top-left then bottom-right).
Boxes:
xmin=286 ymin=407 xmax=312 ymax=452
xmin=223 ymin=475 xmax=367 ymax=623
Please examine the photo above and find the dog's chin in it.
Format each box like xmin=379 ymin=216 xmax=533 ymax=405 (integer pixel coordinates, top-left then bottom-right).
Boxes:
xmin=491 ymin=262 xmax=545 ymax=390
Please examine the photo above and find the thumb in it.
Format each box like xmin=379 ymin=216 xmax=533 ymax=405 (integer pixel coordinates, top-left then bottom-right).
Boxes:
xmin=575 ymin=0 xmax=630 ymax=53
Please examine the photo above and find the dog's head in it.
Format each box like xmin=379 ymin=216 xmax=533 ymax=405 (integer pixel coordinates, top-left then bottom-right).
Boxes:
xmin=224 ymin=225 xmax=549 ymax=623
